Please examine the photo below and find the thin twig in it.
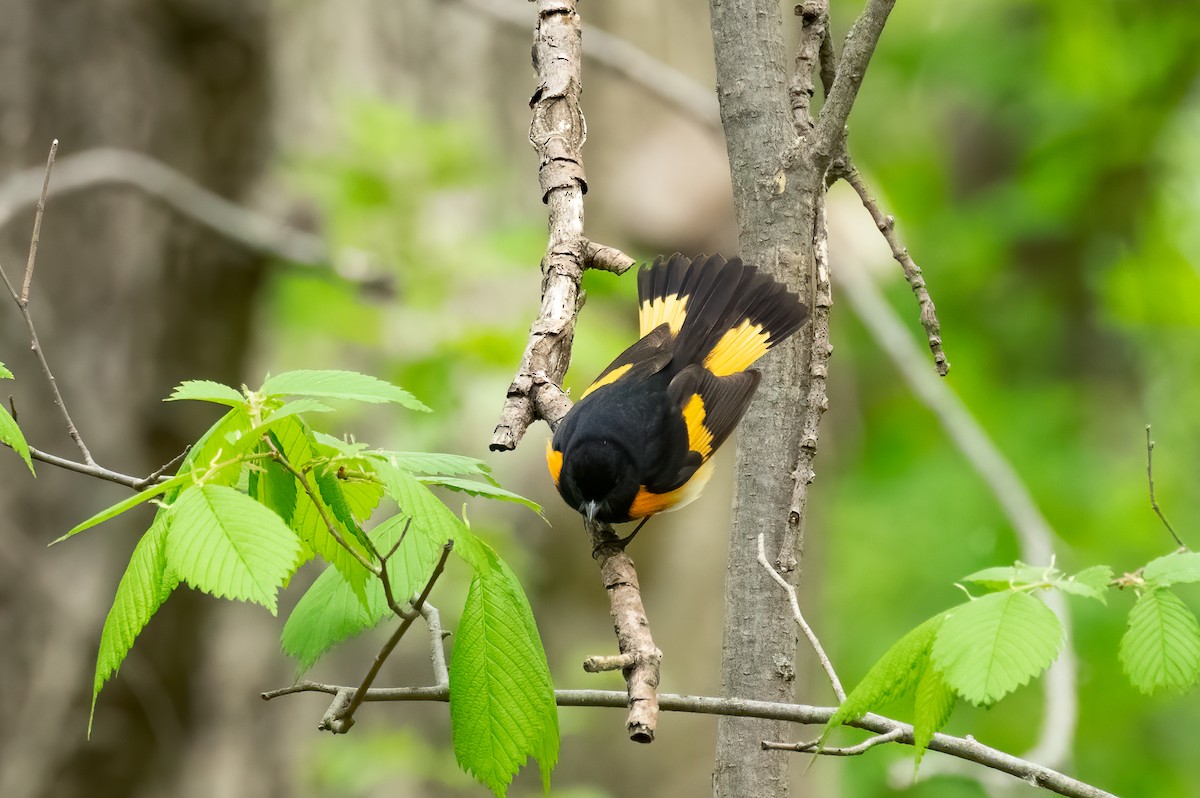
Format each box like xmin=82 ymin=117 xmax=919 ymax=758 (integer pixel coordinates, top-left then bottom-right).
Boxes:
xmin=841 ymin=160 xmax=948 ymax=375
xmin=135 ymin=445 xmax=191 ymax=490
xmin=261 ymin=684 xmax=1116 ymax=798
xmin=419 ymin=602 xmax=450 ymax=687
xmin=2 ymin=443 xmax=147 ymax=489
xmin=1145 ymin=425 xmax=1186 ymax=549
xmin=763 ymin=727 xmax=903 ymax=754
xmin=20 ymin=140 xmax=58 ymax=304
xmin=264 ymin=435 xmax=379 ymax=575
xmin=812 ymin=0 xmax=898 ymax=164
xmin=756 ymin=534 xmax=844 ymax=702
xmin=322 ymin=541 xmax=454 ymax=733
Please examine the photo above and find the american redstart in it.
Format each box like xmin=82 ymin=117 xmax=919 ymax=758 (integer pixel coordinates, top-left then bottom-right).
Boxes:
xmin=547 ymin=253 xmax=810 ymax=537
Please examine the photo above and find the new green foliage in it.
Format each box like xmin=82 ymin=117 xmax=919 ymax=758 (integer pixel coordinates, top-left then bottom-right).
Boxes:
xmin=90 ymin=514 xmax=178 ymax=733
xmin=262 ymin=369 xmax=430 ymax=412
xmin=0 ymin=361 xmax=34 ymax=474
xmin=931 ymin=590 xmax=1063 ymax=706
xmin=1120 ymin=587 xmax=1200 ymax=695
xmin=826 ymin=614 xmax=946 ymax=734
xmin=59 ymin=369 xmax=558 ymax=795
xmin=912 ymin=664 xmax=956 ymax=770
xmin=165 ymin=485 xmax=302 ymax=613
xmin=450 ymin=546 xmax=558 ymax=796
xmin=167 ymin=379 xmax=246 ymax=407
xmin=1142 ymin=552 xmax=1200 ymax=588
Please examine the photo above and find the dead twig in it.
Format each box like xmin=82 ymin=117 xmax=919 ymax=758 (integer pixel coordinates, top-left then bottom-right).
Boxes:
xmin=756 ymin=534 xmax=843 ymax=702
xmin=321 ymin=541 xmax=454 ymax=733
xmin=1145 ymin=425 xmax=1186 ymax=549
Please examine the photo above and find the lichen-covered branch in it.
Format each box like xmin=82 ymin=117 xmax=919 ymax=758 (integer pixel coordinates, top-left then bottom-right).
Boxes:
xmin=485 ymin=0 xmax=660 ymax=743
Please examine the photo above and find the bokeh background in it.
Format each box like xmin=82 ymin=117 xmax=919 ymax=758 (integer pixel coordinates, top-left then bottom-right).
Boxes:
xmin=1 ymin=0 xmax=1198 ymax=796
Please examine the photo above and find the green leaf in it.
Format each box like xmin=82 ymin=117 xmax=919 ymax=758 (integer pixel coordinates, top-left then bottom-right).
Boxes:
xmin=312 ymin=431 xmax=370 ymax=457
xmin=0 ymin=401 xmax=34 ymax=475
xmin=419 ymin=476 xmax=542 ymax=515
xmin=165 ymin=485 xmax=302 ymax=613
xmin=931 ymin=591 xmax=1063 ymax=706
xmin=315 ymin=466 xmax=370 ymax=547
xmin=281 ymin=560 xmax=388 ymax=673
xmin=450 ymin=547 xmax=558 ymax=796
xmin=268 ymin=398 xmax=335 ymax=421
xmin=912 ymin=664 xmax=956 ymax=772
xmin=270 ymin=416 xmax=372 ymax=590
xmin=383 ymin=451 xmax=496 ymax=483
xmin=826 ymin=614 xmax=945 ymax=735
xmin=282 ymin=511 xmax=452 ymax=671
xmin=90 ymin=515 xmax=178 ymax=733
xmin=251 ymin=447 xmax=299 ymax=524
xmin=1055 ymin=565 xmax=1114 ymax=603
xmin=1119 ymin=587 xmax=1200 ymax=695
xmin=261 ymin=369 xmax=430 ymax=412
xmin=0 ymin=361 xmax=12 ymax=379
xmin=341 ymin=478 xmax=385 ymax=522
xmin=1143 ymin=552 xmax=1200 ymax=588
xmin=375 ymin=460 xmax=489 ymax=571
xmin=166 ymin=379 xmax=246 ymax=407
xmin=166 ymin=407 xmax=253 ymax=501
xmin=54 ymin=471 xmax=193 ymax=543
xmin=960 ymin=563 xmax=1052 ymax=591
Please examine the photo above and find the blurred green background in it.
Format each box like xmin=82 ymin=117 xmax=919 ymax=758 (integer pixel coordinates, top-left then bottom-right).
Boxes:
xmin=1 ymin=0 xmax=1198 ymax=797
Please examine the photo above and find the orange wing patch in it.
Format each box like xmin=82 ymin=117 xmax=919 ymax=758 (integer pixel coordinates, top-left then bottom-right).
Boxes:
xmin=681 ymin=393 xmax=714 ymax=459
xmin=629 ymin=459 xmax=716 ymax=518
xmin=703 ymin=320 xmax=771 ymax=376
xmin=546 ymin=440 xmax=564 ymax=486
xmin=639 ymin=293 xmax=688 ymax=337
xmin=579 ymin=363 xmax=632 ymax=401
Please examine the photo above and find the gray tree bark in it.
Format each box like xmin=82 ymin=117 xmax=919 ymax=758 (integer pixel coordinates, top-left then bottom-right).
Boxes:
xmin=708 ymin=1 xmax=826 ymax=795
xmin=0 ymin=2 xmax=277 ymax=796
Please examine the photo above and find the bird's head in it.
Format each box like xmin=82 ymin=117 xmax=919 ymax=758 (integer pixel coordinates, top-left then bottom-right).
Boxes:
xmin=558 ymin=438 xmax=639 ymax=524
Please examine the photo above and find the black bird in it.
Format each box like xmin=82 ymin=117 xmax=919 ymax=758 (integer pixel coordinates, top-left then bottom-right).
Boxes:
xmin=547 ymin=253 xmax=809 ymax=534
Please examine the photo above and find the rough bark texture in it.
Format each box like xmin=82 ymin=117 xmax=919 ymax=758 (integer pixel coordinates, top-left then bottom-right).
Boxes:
xmin=708 ymin=0 xmax=824 ymax=795
xmin=0 ymin=2 xmax=274 ymax=796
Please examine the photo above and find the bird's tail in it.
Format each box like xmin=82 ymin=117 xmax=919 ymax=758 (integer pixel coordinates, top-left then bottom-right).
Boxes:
xmin=637 ymin=253 xmax=809 ymax=374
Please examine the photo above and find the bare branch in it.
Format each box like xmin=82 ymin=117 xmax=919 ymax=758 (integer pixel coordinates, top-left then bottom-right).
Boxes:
xmin=491 ymin=0 xmax=589 ymax=452
xmin=586 ymin=524 xmax=663 ymax=743
xmin=756 ymin=534 xmax=844 ymax=702
xmin=419 ymin=602 xmax=450 ymax=687
xmin=791 ymin=1 xmax=832 ymax=133
xmin=813 ymin=0 xmax=897 ymax=163
xmin=324 ymin=541 xmax=454 ymax=733
xmin=781 ymin=194 xmax=834 ymax=570
xmin=763 ymin=727 xmax=903 ymax=754
xmin=20 ymin=140 xmax=58 ymax=304
xmin=0 ymin=147 xmax=388 ymax=291
xmin=841 ymin=160 xmax=949 ymax=375
xmin=583 ymin=239 xmax=636 ymax=275
xmin=1145 ymin=425 xmax=1186 ymax=549
xmin=262 ymin=684 xmax=1116 ymax=798
xmin=8 ymin=443 xmax=151 ymax=490
xmin=452 ymin=0 xmax=721 ymax=133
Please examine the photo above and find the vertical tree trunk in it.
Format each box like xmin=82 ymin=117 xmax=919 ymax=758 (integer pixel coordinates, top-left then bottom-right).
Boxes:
xmin=708 ymin=1 xmax=825 ymax=795
xmin=0 ymin=2 xmax=274 ymax=796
